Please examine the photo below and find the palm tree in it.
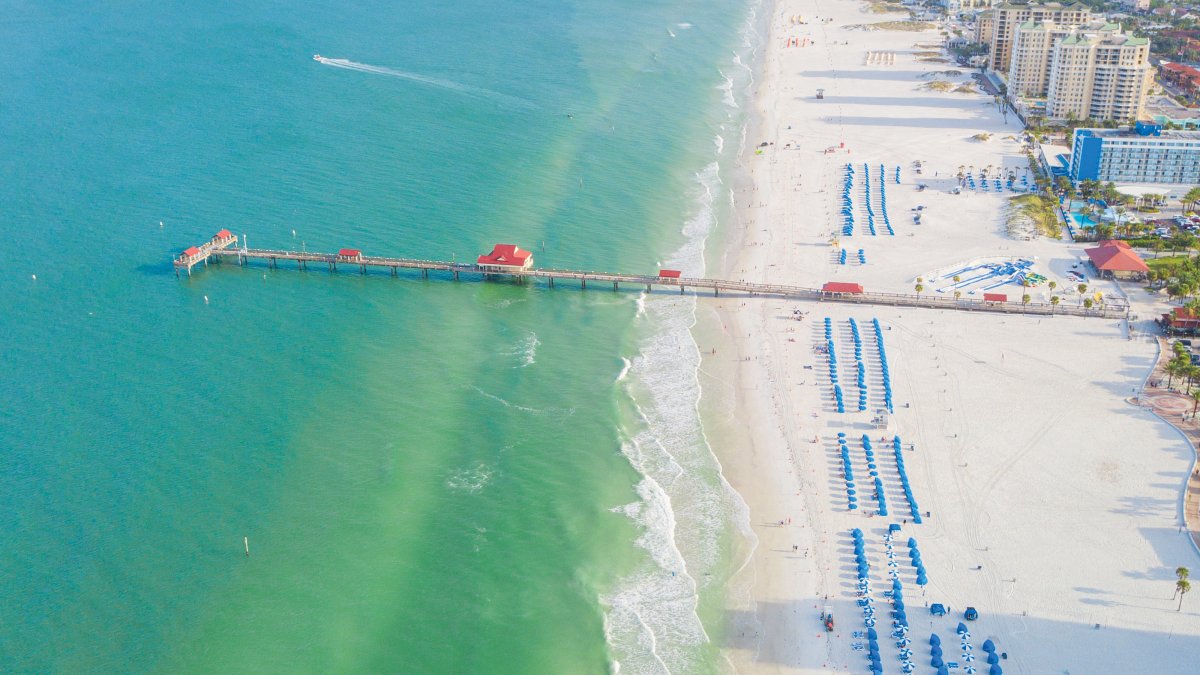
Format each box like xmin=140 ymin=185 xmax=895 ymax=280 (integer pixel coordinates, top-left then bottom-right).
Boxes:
xmin=1083 ymin=297 xmax=1094 ymax=310
xmin=1153 ymin=239 xmax=1166 ymax=259
xmin=1178 ymin=579 xmax=1191 ymax=611
xmin=915 ymin=283 xmax=925 ymax=296
xmin=1077 ymin=283 xmax=1088 ymax=305
xmin=1050 ymin=295 xmax=1060 ymax=312
xmin=1167 ymin=360 xmax=1187 ymax=389
xmin=1048 ymin=280 xmax=1057 ymax=293
xmin=954 ymin=290 xmax=962 ymax=301
xmin=1022 ymin=293 xmax=1031 ymax=306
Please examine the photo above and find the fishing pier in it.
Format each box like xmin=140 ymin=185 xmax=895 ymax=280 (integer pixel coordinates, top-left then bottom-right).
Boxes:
xmin=173 ymin=235 xmax=1128 ymax=320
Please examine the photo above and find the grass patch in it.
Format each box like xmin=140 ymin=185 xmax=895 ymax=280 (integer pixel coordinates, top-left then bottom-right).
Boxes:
xmin=915 ymin=50 xmax=942 ymax=57
xmin=921 ymin=80 xmax=954 ymax=92
xmin=954 ymin=83 xmax=976 ymax=93
xmin=867 ymin=0 xmax=907 ymax=13
xmin=1007 ymin=194 xmax=1063 ymax=240
xmin=972 ymin=132 xmax=992 ymax=141
xmin=920 ymin=69 xmax=963 ymax=79
xmin=1147 ymin=255 xmax=1192 ymax=273
xmin=873 ymin=20 xmax=936 ymax=31
xmin=921 ymin=57 xmax=950 ymax=63
xmin=847 ymin=21 xmax=936 ymax=31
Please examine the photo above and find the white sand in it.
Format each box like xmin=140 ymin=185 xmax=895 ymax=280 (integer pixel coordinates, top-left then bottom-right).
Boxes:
xmin=703 ymin=0 xmax=1200 ymax=672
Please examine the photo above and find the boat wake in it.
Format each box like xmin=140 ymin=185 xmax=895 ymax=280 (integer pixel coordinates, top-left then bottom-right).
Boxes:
xmin=313 ymin=56 xmax=536 ymax=109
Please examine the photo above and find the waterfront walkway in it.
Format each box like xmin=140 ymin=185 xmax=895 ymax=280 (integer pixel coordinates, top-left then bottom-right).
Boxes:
xmin=176 ymin=243 xmax=1128 ymax=320
xmin=1137 ymin=336 xmax=1200 ymax=552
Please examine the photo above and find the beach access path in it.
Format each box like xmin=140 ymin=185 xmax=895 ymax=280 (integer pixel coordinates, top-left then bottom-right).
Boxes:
xmin=1138 ymin=336 xmax=1200 ymax=554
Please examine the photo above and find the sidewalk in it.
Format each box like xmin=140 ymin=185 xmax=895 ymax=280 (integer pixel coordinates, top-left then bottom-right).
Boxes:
xmin=1136 ymin=336 xmax=1200 ymax=552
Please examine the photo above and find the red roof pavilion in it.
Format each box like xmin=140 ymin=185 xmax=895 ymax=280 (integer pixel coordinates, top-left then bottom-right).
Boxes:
xmin=821 ymin=282 xmax=864 ymax=294
xmin=1096 ymin=239 xmax=1131 ymax=250
xmin=214 ymin=229 xmax=233 ymax=241
xmin=983 ymin=293 xmax=1007 ymax=302
xmin=659 ymin=269 xmax=682 ymax=279
xmin=338 ymin=248 xmax=362 ymax=258
xmin=477 ymin=244 xmax=533 ymax=270
xmin=1084 ymin=244 xmax=1149 ymax=274
xmin=182 ymin=246 xmax=201 ymax=258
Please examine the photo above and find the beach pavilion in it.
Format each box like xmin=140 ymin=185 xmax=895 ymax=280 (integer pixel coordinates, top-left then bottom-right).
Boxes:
xmin=1083 ymin=241 xmax=1149 ymax=281
xmin=477 ymin=244 xmax=534 ymax=273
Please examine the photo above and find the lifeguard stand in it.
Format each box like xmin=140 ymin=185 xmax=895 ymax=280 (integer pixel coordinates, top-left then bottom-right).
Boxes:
xmin=816 ymin=88 xmax=825 ymax=99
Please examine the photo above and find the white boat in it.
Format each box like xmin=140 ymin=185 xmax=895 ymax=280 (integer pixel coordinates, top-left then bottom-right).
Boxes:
xmin=313 ymin=54 xmax=322 ymax=61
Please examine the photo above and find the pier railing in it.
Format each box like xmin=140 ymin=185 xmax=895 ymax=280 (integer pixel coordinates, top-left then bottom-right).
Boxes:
xmin=183 ymin=246 xmax=1127 ymax=320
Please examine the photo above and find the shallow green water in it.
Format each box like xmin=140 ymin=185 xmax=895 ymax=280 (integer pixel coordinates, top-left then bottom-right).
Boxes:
xmin=0 ymin=1 xmax=755 ymax=671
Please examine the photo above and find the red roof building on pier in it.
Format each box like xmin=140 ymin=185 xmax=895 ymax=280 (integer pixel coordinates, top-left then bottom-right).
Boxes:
xmin=213 ymin=229 xmax=234 ymax=243
xmin=180 ymin=246 xmax=201 ymax=260
xmin=659 ymin=269 xmax=682 ymax=279
xmin=821 ymin=282 xmax=864 ymax=294
xmin=477 ymin=244 xmax=533 ymax=272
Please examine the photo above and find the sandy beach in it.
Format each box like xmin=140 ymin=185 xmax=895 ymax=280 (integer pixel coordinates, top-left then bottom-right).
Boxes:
xmin=702 ymin=0 xmax=1200 ymax=671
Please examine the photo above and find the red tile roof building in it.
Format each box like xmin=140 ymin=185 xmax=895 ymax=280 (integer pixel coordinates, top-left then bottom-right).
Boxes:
xmin=1084 ymin=242 xmax=1149 ymax=279
xmin=821 ymin=282 xmax=864 ymax=294
xmin=477 ymin=244 xmax=533 ymax=271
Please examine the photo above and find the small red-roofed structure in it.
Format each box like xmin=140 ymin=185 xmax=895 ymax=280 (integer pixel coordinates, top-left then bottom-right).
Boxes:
xmin=659 ymin=269 xmax=682 ymax=279
xmin=1084 ymin=243 xmax=1149 ymax=280
xmin=338 ymin=248 xmax=363 ymax=261
xmin=477 ymin=244 xmax=533 ymax=272
xmin=821 ymin=282 xmax=864 ymax=294
xmin=983 ymin=293 xmax=1007 ymax=302
xmin=1160 ymin=307 xmax=1200 ymax=335
xmin=213 ymin=229 xmax=234 ymax=243
xmin=181 ymin=246 xmax=201 ymax=260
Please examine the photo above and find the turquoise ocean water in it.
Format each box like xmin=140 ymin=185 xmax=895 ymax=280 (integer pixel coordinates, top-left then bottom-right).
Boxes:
xmin=0 ymin=1 xmax=760 ymax=671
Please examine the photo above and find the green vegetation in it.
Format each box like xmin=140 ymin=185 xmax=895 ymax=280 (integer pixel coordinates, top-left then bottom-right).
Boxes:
xmin=921 ymin=80 xmax=954 ymax=92
xmin=1006 ymin=194 xmax=1062 ymax=240
xmin=851 ymin=20 xmax=936 ymax=31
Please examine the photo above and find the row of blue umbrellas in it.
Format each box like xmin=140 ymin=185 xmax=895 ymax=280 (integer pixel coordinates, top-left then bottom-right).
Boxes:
xmin=860 ymin=435 xmax=888 ymax=515
xmin=824 ymin=319 xmax=846 ymax=413
xmin=842 ymin=164 xmax=855 ymax=236
xmin=850 ymin=528 xmax=884 ymax=673
xmin=837 ymin=248 xmax=868 ymax=266
xmin=877 ymin=164 xmax=895 ymax=235
xmin=872 ymin=319 xmax=894 ymax=413
xmin=862 ymin=163 xmax=878 ymax=236
xmin=906 ymin=536 xmax=929 ymax=586
xmin=882 ymin=530 xmax=915 ymax=672
xmin=849 ymin=318 xmax=868 ymax=411
xmin=838 ymin=434 xmax=857 ymax=510
xmin=893 ymin=435 xmax=923 ymax=523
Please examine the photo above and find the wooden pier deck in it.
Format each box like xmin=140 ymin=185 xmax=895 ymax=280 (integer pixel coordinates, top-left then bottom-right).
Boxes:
xmin=179 ymin=243 xmax=1129 ymax=320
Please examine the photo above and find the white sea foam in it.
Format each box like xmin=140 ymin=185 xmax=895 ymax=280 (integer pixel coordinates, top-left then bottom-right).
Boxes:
xmin=446 ymin=463 xmax=494 ymax=494
xmin=314 ymin=57 xmax=535 ymax=109
xmin=716 ymin=69 xmax=737 ymax=109
xmin=677 ymin=22 xmax=694 ymax=29
xmin=470 ymin=385 xmax=575 ymax=417
xmin=617 ymin=357 xmax=633 ymax=383
xmin=634 ymin=292 xmax=647 ymax=319
xmin=502 ymin=331 xmax=539 ymax=368
xmin=601 ymin=154 xmax=753 ymax=672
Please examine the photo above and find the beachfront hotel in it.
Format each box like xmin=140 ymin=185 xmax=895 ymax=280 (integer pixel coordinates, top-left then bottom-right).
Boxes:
xmin=1069 ymin=121 xmax=1200 ymax=184
xmin=975 ymin=2 xmax=1093 ymax=72
xmin=1044 ymin=30 xmax=1152 ymax=121
xmin=1005 ymin=20 xmax=1118 ymax=98
xmin=1006 ymin=19 xmax=1151 ymax=122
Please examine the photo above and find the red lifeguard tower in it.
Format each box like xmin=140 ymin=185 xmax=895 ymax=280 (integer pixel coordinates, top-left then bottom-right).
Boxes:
xmin=477 ymin=244 xmax=533 ymax=273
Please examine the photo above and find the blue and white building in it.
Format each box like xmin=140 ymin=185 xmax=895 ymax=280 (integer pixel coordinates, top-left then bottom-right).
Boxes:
xmin=1069 ymin=121 xmax=1200 ymax=184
